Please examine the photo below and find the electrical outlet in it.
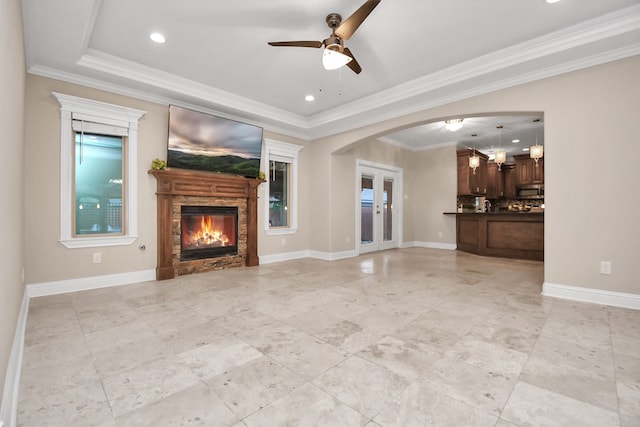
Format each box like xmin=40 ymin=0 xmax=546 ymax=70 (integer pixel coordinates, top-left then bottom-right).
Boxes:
xmin=600 ymin=261 xmax=612 ymax=275
xmin=93 ymin=252 xmax=102 ymax=264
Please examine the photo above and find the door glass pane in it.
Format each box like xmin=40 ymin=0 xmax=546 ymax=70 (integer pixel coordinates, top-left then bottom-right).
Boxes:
xmin=74 ymin=132 xmax=124 ymax=236
xmin=361 ymin=176 xmax=374 ymax=244
xmin=383 ymin=178 xmax=393 ymax=241
xmin=269 ymin=160 xmax=290 ymax=227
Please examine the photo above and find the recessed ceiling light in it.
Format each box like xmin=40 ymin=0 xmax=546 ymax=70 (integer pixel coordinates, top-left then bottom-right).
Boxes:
xmin=546 ymin=0 xmax=560 ymax=3
xmin=150 ymin=32 xmax=166 ymax=44
xmin=305 ymin=95 xmax=315 ymax=102
xmin=512 ymin=139 xmax=520 ymax=143
xmin=523 ymin=147 xmax=530 ymax=152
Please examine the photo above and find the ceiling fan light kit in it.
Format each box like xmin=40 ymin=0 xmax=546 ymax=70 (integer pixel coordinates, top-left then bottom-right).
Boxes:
xmin=267 ymin=0 xmax=381 ymax=74
xmin=323 ymin=49 xmax=352 ymax=70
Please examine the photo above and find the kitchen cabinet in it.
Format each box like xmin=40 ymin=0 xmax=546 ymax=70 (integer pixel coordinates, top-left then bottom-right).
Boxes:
xmin=457 ymin=150 xmax=488 ymax=196
xmin=514 ymin=154 xmax=544 ymax=186
xmin=486 ymin=162 xmax=503 ymax=199
xmin=450 ymin=212 xmax=544 ymax=261
xmin=487 ymin=162 xmax=516 ymax=199
xmin=502 ymin=164 xmax=516 ymax=198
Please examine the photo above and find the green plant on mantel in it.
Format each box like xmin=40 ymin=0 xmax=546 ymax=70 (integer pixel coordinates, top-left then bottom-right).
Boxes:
xmin=151 ymin=158 xmax=167 ymax=170
xmin=258 ymin=171 xmax=266 ymax=180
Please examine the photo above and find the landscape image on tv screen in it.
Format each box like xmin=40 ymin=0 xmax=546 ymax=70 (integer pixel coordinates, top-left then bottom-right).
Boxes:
xmin=167 ymin=105 xmax=263 ymax=178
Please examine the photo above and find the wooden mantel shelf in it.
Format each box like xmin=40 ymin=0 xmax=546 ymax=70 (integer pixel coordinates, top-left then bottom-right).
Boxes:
xmin=149 ymin=168 xmax=264 ymax=280
xmin=149 ymin=168 xmax=263 ymax=197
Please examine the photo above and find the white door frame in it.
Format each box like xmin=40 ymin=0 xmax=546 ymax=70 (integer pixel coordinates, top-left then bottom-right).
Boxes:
xmin=355 ymin=159 xmax=403 ymax=254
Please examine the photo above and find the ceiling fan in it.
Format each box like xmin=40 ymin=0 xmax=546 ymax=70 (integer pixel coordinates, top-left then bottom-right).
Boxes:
xmin=268 ymin=0 xmax=381 ymax=74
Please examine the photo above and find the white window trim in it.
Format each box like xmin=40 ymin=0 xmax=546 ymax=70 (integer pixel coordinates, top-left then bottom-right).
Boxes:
xmin=263 ymin=139 xmax=302 ymax=235
xmin=53 ymin=92 xmax=146 ymax=248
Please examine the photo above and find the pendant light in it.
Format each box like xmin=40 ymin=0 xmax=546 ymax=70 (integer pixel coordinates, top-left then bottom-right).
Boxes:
xmin=469 ymin=150 xmax=480 ymax=175
xmin=530 ymin=119 xmax=544 ymax=165
xmin=494 ymin=125 xmax=506 ymax=171
xmin=468 ymin=131 xmax=480 ymax=174
xmin=469 ymin=132 xmax=480 ymax=175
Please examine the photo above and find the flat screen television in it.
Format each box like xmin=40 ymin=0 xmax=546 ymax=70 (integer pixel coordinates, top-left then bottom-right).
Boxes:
xmin=167 ymin=105 xmax=263 ymax=178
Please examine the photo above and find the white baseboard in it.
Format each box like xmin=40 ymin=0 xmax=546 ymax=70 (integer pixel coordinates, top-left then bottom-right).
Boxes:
xmin=542 ymin=282 xmax=640 ymax=310
xmin=26 ymin=269 xmax=156 ymax=298
xmin=308 ymin=249 xmax=358 ymax=261
xmin=0 ymin=291 xmax=29 ymax=427
xmin=260 ymin=250 xmax=311 ymax=265
xmin=405 ymin=241 xmax=457 ymax=251
xmin=261 ymin=249 xmax=361 ymax=264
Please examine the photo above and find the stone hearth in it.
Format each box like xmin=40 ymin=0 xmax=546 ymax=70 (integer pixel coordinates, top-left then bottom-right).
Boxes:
xmin=149 ymin=168 xmax=262 ymax=280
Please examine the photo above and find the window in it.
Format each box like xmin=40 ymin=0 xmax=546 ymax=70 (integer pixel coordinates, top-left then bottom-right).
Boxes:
xmin=53 ymin=92 xmax=145 ymax=248
xmin=263 ymin=139 xmax=302 ymax=235
xmin=74 ymin=127 xmax=126 ymax=237
xmin=269 ymin=160 xmax=290 ymax=228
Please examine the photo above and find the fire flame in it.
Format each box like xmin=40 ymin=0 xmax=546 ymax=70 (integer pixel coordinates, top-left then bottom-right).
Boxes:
xmin=189 ymin=216 xmax=229 ymax=247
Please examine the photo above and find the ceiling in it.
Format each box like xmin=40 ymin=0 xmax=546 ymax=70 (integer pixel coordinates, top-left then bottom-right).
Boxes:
xmin=21 ymin=0 xmax=640 ymax=150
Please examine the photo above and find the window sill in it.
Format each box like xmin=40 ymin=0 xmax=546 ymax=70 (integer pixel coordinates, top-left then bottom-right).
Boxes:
xmin=59 ymin=236 xmax=138 ymax=249
xmin=265 ymin=227 xmax=297 ymax=236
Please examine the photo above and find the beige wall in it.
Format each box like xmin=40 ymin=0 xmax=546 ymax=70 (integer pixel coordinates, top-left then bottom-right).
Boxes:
xmin=330 ymin=139 xmax=409 ymax=253
xmin=308 ymin=55 xmax=640 ymax=295
xmin=19 ymin=53 xmax=640 ymax=297
xmin=257 ymin=133 xmax=309 ymax=257
xmin=541 ymin=59 xmax=640 ymax=292
xmin=23 ymin=75 xmax=310 ymax=282
xmin=408 ymin=145 xmax=457 ymax=245
xmin=0 ymin=0 xmax=25 ymax=401
xmin=24 ymin=76 xmax=167 ymax=283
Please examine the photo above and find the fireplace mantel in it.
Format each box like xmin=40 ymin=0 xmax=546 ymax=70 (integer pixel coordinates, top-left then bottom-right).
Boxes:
xmin=149 ymin=168 xmax=263 ymax=280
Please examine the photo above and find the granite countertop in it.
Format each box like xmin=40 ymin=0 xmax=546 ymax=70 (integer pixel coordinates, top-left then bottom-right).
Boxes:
xmin=443 ymin=210 xmax=544 ymax=215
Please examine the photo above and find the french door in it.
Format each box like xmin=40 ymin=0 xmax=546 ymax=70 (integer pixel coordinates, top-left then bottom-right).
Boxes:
xmin=357 ymin=162 xmax=402 ymax=254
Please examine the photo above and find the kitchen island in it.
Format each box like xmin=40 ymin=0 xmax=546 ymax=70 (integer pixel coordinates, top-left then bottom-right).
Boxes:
xmin=444 ymin=212 xmax=544 ymax=261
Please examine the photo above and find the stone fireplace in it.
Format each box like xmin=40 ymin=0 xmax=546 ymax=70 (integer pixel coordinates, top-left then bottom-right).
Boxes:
xmin=149 ymin=168 xmax=262 ymax=280
xmin=179 ymin=205 xmax=238 ymax=261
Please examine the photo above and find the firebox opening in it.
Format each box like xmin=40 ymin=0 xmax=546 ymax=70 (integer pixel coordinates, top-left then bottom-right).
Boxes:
xmin=180 ymin=206 xmax=238 ymax=261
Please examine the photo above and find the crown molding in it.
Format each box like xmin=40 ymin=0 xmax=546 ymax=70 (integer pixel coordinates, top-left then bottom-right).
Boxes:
xmin=27 ymin=5 xmax=640 ymax=142
xmin=306 ymin=5 xmax=640 ymax=132
xmin=77 ymin=50 xmax=309 ymax=129
xmin=27 ymin=65 xmax=311 ymax=141
xmin=308 ymin=43 xmax=640 ymax=140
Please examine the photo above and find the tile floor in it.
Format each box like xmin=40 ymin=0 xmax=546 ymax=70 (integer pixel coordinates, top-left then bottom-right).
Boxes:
xmin=17 ymin=248 xmax=640 ymax=426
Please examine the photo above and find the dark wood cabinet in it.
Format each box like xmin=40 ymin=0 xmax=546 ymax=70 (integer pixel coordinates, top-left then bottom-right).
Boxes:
xmin=457 ymin=150 xmax=489 ymax=196
xmin=532 ymin=158 xmax=544 ymax=184
xmin=486 ymin=162 xmax=503 ymax=199
xmin=487 ymin=162 xmax=517 ymax=199
xmin=514 ymin=154 xmax=544 ymax=186
xmin=502 ymin=164 xmax=516 ymax=198
xmin=454 ymin=212 xmax=544 ymax=261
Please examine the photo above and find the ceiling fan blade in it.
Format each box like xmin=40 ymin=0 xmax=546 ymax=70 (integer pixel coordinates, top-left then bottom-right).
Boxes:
xmin=343 ymin=48 xmax=362 ymax=74
xmin=335 ymin=0 xmax=381 ymax=40
xmin=268 ymin=41 xmax=323 ymax=48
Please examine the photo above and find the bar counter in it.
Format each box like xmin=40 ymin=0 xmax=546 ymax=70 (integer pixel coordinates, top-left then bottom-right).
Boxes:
xmin=443 ymin=212 xmax=544 ymax=261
